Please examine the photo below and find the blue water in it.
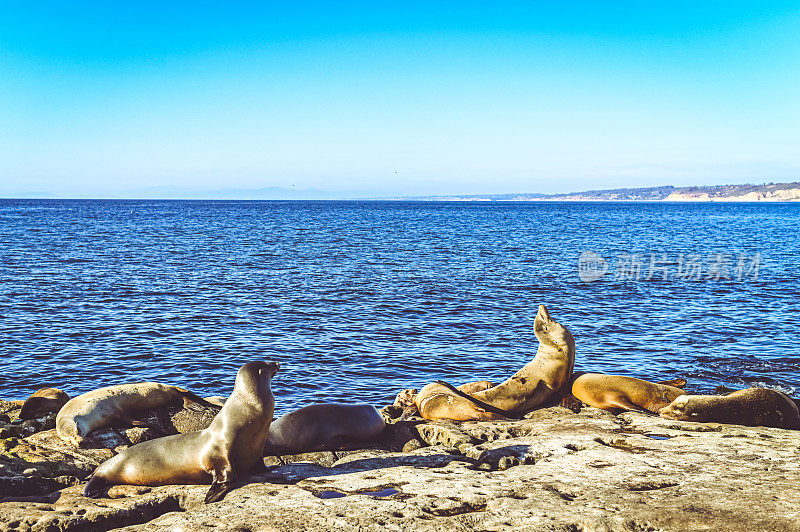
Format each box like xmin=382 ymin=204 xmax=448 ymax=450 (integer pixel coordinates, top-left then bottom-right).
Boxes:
xmin=1 ymin=200 xmax=798 ymax=413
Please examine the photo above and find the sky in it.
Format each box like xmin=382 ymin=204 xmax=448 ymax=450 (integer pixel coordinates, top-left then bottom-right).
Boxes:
xmin=1 ymin=2 xmax=799 ymax=198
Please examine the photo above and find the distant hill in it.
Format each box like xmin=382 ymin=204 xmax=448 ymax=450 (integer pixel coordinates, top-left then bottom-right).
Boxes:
xmin=405 ymin=181 xmax=800 ymax=202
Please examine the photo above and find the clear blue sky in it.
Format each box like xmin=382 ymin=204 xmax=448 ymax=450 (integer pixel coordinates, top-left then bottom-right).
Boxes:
xmin=1 ymin=2 xmax=799 ymax=197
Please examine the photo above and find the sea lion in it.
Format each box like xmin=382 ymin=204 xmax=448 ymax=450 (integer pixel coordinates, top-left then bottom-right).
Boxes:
xmin=56 ymin=382 xmax=215 ymax=446
xmin=570 ymin=373 xmax=688 ymax=414
xmin=84 ymin=361 xmax=279 ymax=503
xmin=265 ymin=403 xmax=386 ymax=453
xmin=414 ymin=304 xmax=575 ymax=421
xmin=20 ymin=388 xmax=70 ymax=420
xmin=659 ymin=388 xmax=800 ymax=429
xmin=394 ymin=380 xmax=499 ymax=420
xmin=204 ymin=396 xmax=227 ymax=407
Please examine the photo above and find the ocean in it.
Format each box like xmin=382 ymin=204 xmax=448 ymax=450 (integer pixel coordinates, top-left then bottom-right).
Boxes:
xmin=1 ymin=199 xmax=798 ymax=413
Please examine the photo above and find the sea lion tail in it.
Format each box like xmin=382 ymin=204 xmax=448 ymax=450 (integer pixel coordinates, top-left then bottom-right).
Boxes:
xmin=434 ymin=380 xmax=517 ymax=419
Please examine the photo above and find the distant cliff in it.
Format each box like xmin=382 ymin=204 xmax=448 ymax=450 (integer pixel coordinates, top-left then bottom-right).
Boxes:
xmin=408 ymin=181 xmax=800 ymax=202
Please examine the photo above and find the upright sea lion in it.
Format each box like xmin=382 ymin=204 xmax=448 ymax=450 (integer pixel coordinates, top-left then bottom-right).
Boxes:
xmin=84 ymin=361 xmax=279 ymax=503
xmin=659 ymin=387 xmax=800 ymax=429
xmin=265 ymin=403 xmax=386 ymax=453
xmin=20 ymin=388 xmax=70 ymax=420
xmin=414 ymin=305 xmax=575 ymax=421
xmin=56 ymin=383 xmax=215 ymax=446
xmin=570 ymin=373 xmax=688 ymax=414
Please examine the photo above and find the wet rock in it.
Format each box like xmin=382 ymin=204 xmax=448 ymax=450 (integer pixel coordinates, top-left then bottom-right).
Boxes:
xmin=0 ymin=414 xmax=56 ymax=440
xmin=0 ymin=474 xmax=81 ymax=498
xmin=0 ymin=430 xmax=111 ymax=482
xmin=0 ymin=400 xmax=22 ymax=417
xmin=19 ymin=389 xmax=70 ymax=420
xmin=415 ymin=421 xmax=475 ymax=449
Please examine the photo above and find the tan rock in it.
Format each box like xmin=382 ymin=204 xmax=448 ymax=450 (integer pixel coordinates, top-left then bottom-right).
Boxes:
xmin=0 ymin=406 xmax=798 ymax=531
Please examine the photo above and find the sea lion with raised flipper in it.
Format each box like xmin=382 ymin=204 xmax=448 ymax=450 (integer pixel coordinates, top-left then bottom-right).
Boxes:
xmin=84 ymin=361 xmax=279 ymax=503
xmin=413 ymin=305 xmax=575 ymax=421
xmin=265 ymin=403 xmax=386 ymax=454
xmin=570 ymin=373 xmax=688 ymax=414
xmin=659 ymin=387 xmax=800 ymax=429
xmin=56 ymin=383 xmax=217 ymax=446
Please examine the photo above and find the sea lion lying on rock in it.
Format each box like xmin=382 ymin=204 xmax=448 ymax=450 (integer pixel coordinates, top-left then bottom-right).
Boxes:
xmin=402 ymin=305 xmax=575 ymax=421
xmin=265 ymin=403 xmax=386 ymax=454
xmin=85 ymin=361 xmax=279 ymax=504
xmin=659 ymin=387 xmax=800 ymax=429
xmin=394 ymin=380 xmax=500 ymax=421
xmin=56 ymin=383 xmax=217 ymax=446
xmin=570 ymin=373 xmax=688 ymax=414
xmin=20 ymin=388 xmax=70 ymax=420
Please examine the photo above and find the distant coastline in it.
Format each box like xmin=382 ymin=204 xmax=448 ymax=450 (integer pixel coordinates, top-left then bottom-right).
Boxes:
xmin=3 ymin=181 xmax=800 ymax=202
xmin=404 ymin=181 xmax=800 ymax=202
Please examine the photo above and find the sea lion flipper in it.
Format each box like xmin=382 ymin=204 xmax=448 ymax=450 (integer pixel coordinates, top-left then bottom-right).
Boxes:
xmin=205 ymin=479 xmax=236 ymax=504
xmin=560 ymin=393 xmax=582 ymax=413
xmin=610 ymin=397 xmax=658 ymax=416
xmin=657 ymin=378 xmax=688 ymax=389
xmin=204 ymin=454 xmax=237 ymax=504
xmin=179 ymin=389 xmax=223 ymax=410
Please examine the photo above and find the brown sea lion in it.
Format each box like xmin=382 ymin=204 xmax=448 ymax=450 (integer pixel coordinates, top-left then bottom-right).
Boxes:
xmin=411 ymin=304 xmax=575 ymax=421
xmin=570 ymin=373 xmax=688 ymax=414
xmin=659 ymin=387 xmax=800 ymax=429
xmin=394 ymin=380 xmax=498 ymax=420
xmin=84 ymin=361 xmax=279 ymax=503
xmin=265 ymin=403 xmax=386 ymax=453
xmin=56 ymin=382 xmax=216 ymax=446
xmin=20 ymin=388 xmax=70 ymax=420
xmin=411 ymin=381 xmax=510 ymax=421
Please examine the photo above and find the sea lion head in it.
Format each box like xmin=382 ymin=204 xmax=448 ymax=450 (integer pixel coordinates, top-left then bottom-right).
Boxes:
xmin=658 ymin=394 xmax=694 ymax=420
xmin=234 ymin=361 xmax=280 ymax=401
xmin=533 ymin=305 xmax=574 ymax=349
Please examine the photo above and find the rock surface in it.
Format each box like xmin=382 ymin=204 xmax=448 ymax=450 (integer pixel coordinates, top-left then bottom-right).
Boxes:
xmin=1 ymin=403 xmax=799 ymax=531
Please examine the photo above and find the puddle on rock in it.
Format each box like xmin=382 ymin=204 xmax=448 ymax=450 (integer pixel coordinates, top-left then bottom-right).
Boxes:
xmin=361 ymin=488 xmax=399 ymax=498
xmin=315 ymin=487 xmax=401 ymax=499
xmin=646 ymin=434 xmax=671 ymax=440
xmin=316 ymin=490 xmax=347 ymax=499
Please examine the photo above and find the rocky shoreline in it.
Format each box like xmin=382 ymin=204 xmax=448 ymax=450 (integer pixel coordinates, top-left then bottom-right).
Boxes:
xmin=1 ymin=397 xmax=799 ymax=531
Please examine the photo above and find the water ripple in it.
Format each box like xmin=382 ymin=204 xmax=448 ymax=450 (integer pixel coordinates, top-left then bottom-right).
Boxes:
xmin=0 ymin=199 xmax=798 ymax=412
